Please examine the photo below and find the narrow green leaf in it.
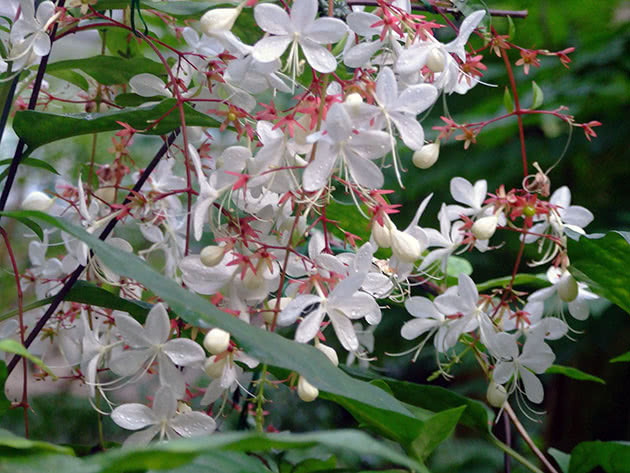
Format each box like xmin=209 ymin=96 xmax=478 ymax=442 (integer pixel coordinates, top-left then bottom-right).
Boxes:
xmin=476 ymin=273 xmax=550 ymax=293
xmin=46 ymin=69 xmax=90 ymax=91
xmin=507 ymin=15 xmax=516 ymax=40
xmin=569 ymin=441 xmax=630 ymax=473
xmin=47 ymin=56 xmax=166 ymax=86
xmin=158 ymin=451 xmax=271 ymax=473
xmin=3 ymin=215 xmax=44 ymax=241
xmin=0 ymin=362 xmax=11 ymax=417
xmin=0 ymin=157 xmax=59 ymax=175
xmin=5 ymin=211 xmax=419 ymax=423
xmin=0 ymin=427 xmax=74 ymax=455
xmin=94 ymin=0 xmax=217 ymax=17
xmin=610 ymin=351 xmax=630 ymax=363
xmin=115 ymin=93 xmax=163 ymax=107
xmin=568 ymin=231 xmax=630 ymax=314
xmin=531 ymin=81 xmax=544 ymax=110
xmin=0 ymin=340 xmax=56 ymax=378
xmin=503 ymin=87 xmax=514 ymax=113
xmin=290 ymin=455 xmax=337 ymax=473
xmin=548 ymin=447 xmax=570 ymax=473
xmin=13 ymin=99 xmax=220 ymax=151
xmin=546 ymin=364 xmax=605 ymax=384
xmin=84 ymin=430 xmax=424 ymax=473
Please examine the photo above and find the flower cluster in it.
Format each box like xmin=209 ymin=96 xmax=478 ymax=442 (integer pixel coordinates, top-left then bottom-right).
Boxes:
xmin=0 ymin=0 xmax=601 ymax=445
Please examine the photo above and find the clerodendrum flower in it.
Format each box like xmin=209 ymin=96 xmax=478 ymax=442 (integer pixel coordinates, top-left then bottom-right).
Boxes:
xmin=252 ymin=0 xmax=348 ymax=75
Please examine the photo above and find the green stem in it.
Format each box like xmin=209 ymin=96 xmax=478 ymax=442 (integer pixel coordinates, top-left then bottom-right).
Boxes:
xmin=255 ymin=364 xmax=268 ymax=433
xmin=488 ymin=433 xmax=543 ymax=473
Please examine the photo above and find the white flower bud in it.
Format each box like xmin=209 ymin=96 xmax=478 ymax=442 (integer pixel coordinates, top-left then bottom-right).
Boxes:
xmin=203 ymin=328 xmax=231 ymax=354
xmin=262 ymin=297 xmax=291 ymax=325
xmin=372 ymin=220 xmax=392 ymax=249
xmin=204 ymin=355 xmax=227 ymax=378
xmin=297 ymin=376 xmax=319 ymax=402
xmin=426 ymin=47 xmax=445 ymax=73
xmin=557 ymin=271 xmax=578 ymax=302
xmin=200 ymin=245 xmax=225 ymax=267
xmin=242 ymin=268 xmax=265 ymax=290
xmin=200 ymin=6 xmax=242 ymax=35
xmin=94 ymin=186 xmax=116 ymax=204
xmin=487 ymin=381 xmax=508 ymax=408
xmin=471 ymin=215 xmax=498 ymax=240
xmin=391 ymin=229 xmax=422 ymax=263
xmin=412 ymin=142 xmax=440 ymax=169
xmin=315 ymin=342 xmax=339 ymax=366
xmin=345 ymin=92 xmax=363 ymax=111
xmin=22 ymin=191 xmax=54 ymax=212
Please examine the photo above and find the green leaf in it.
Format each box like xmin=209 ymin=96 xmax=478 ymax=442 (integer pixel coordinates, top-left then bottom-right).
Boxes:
xmin=409 ymin=405 xmax=466 ymax=460
xmin=290 ymin=455 xmax=337 ymax=473
xmin=0 ymin=215 xmax=44 ymax=241
xmin=4 ymin=211 xmax=420 ymax=424
xmin=83 ymin=430 xmax=423 ymax=473
xmin=568 ymin=231 xmax=630 ymax=314
xmin=507 ymin=15 xmax=516 ymax=40
xmin=476 ymin=273 xmax=550 ymax=293
xmin=144 ymin=451 xmax=271 ymax=473
xmin=324 ymin=200 xmax=370 ymax=244
xmin=115 ymin=93 xmax=163 ymax=107
xmin=447 ymin=256 xmax=473 ymax=279
xmin=0 ymin=452 xmax=85 ymax=473
xmin=46 ymin=69 xmax=90 ymax=91
xmin=94 ymin=0 xmax=217 ymax=17
xmin=548 ymin=447 xmax=570 ymax=473
xmin=47 ymin=56 xmax=166 ymax=86
xmin=0 ymin=340 xmax=56 ymax=378
xmin=569 ymin=441 xmax=630 ymax=473
xmin=546 ymin=364 xmax=605 ymax=384
xmin=0 ymin=281 xmax=152 ymax=324
xmin=0 ymin=428 xmax=74 ymax=455
xmin=531 ymin=81 xmax=544 ymax=110
xmin=13 ymin=99 xmax=220 ymax=151
xmin=0 ymin=158 xmax=59 ymax=175
xmin=0 ymin=362 xmax=11 ymax=417
xmin=610 ymin=351 xmax=630 ymax=363
xmin=503 ymin=87 xmax=514 ymax=113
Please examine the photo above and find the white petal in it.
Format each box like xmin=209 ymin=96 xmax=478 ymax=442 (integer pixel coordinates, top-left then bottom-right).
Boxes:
xmin=254 ymin=3 xmax=290 ymax=34
xmin=303 ymin=146 xmax=336 ymax=192
xmin=111 ymin=404 xmax=157 ymax=430
xmin=445 ymin=10 xmax=485 ymax=61
xmin=335 ymin=292 xmax=381 ymax=323
xmin=163 ymin=339 xmax=205 ymax=366
xmin=405 ymin=296 xmax=443 ymax=320
xmin=519 ymin=367 xmax=545 ymax=403
xmin=291 ymin=0 xmax=317 ymax=32
xmin=390 ymin=113 xmax=424 ymax=150
xmin=180 ymin=256 xmax=234 ymax=295
xmin=401 ymin=318 xmax=437 ymax=340
xmin=277 ymin=294 xmax=322 ymax=326
xmin=300 ymin=37 xmax=337 ymax=73
xmin=521 ymin=337 xmax=555 ymax=373
xmin=253 ymin=35 xmax=292 ymax=63
xmin=328 ymin=309 xmax=359 ymax=351
xmin=153 ymin=385 xmax=178 ymax=420
xmin=343 ymin=40 xmax=382 ymax=68
xmin=550 ymin=186 xmax=571 ymax=207
xmin=347 ymin=12 xmax=381 ymax=36
xmin=130 ymin=73 xmax=171 ymax=97
xmin=115 ymin=313 xmax=150 ymax=348
xmin=375 ymin=67 xmax=398 ymax=108
xmin=345 ymin=151 xmax=384 ymax=189
xmin=458 ymin=273 xmax=479 ymax=309
xmin=568 ymin=298 xmax=589 ymax=320
xmin=306 ymin=17 xmax=348 ymax=43
xmin=295 ymin=306 xmax=326 ymax=344
xmin=170 ymin=412 xmax=217 ymax=437
xmin=492 ymin=361 xmax=515 ymax=385
xmin=145 ymin=303 xmax=170 ymax=345
xmin=32 ymin=33 xmax=51 ymax=57
xmin=450 ymin=177 xmax=474 ymax=206
xmin=109 ymin=348 xmax=153 ymax=376
xmin=123 ymin=426 xmax=160 ymax=447
xmin=395 ymin=84 xmax=438 ymax=115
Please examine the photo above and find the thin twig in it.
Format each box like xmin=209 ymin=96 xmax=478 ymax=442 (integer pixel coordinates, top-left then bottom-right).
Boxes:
xmin=346 ymin=0 xmax=528 ymax=18
xmin=505 ymin=403 xmax=559 ymax=473
xmin=6 ymin=130 xmax=180 ymax=376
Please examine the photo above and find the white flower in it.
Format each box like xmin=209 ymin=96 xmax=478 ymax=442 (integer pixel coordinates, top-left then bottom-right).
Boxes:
xmin=491 ymin=333 xmax=555 ymax=403
xmin=420 ymin=204 xmax=464 ymax=273
xmin=111 ymin=385 xmax=216 ymax=446
xmin=252 ymin=0 xmax=348 ymax=74
xmin=401 ymin=296 xmax=455 ymax=353
xmin=304 ymin=102 xmax=390 ymax=191
xmin=444 ymin=177 xmax=488 ymax=221
xmin=110 ymin=304 xmax=206 ymax=398
xmin=22 ymin=190 xmax=54 ymax=211
xmin=9 ymin=0 xmax=58 ymax=66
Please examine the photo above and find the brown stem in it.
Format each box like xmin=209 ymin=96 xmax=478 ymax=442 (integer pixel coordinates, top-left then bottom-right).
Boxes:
xmin=346 ymin=0 xmax=528 ymax=18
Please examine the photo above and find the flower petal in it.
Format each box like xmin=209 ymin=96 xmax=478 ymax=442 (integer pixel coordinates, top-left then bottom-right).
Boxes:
xmin=170 ymin=412 xmax=217 ymax=437
xmin=111 ymin=404 xmax=157 ymax=430
xmin=253 ymin=35 xmax=292 ymax=63
xmin=300 ymin=37 xmax=337 ymax=73
xmin=163 ymin=338 xmax=205 ymax=366
xmin=145 ymin=303 xmax=170 ymax=345
xmin=254 ymin=3 xmax=290 ymax=34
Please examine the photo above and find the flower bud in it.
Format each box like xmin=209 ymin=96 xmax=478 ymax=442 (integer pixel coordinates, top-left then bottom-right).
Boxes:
xmin=177 ymin=401 xmax=192 ymax=414
xmin=372 ymin=217 xmax=393 ymax=249
xmin=426 ymin=47 xmax=445 ymax=73
xmin=242 ymin=268 xmax=265 ymax=290
xmin=203 ymin=328 xmax=231 ymax=354
xmin=297 ymin=376 xmax=319 ymax=402
xmin=315 ymin=342 xmax=339 ymax=366
xmin=94 ymin=186 xmax=116 ymax=204
xmin=391 ymin=229 xmax=422 ymax=263
xmin=204 ymin=355 xmax=227 ymax=378
xmin=200 ymin=6 xmax=242 ymax=35
xmin=471 ymin=215 xmax=498 ymax=240
xmin=200 ymin=245 xmax=225 ymax=267
xmin=487 ymin=381 xmax=508 ymax=408
xmin=412 ymin=142 xmax=440 ymax=169
xmin=557 ymin=271 xmax=578 ymax=302
xmin=345 ymin=92 xmax=363 ymax=111
xmin=262 ymin=297 xmax=291 ymax=325
xmin=22 ymin=191 xmax=54 ymax=212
